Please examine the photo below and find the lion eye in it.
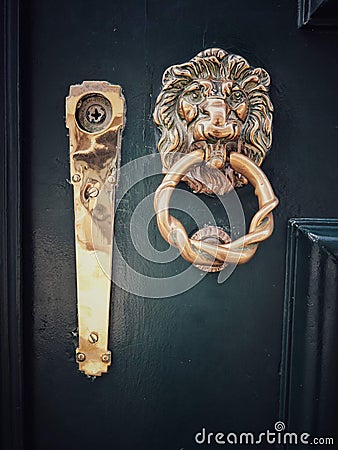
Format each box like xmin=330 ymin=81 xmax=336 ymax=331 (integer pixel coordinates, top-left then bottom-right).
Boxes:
xmin=228 ymin=91 xmax=246 ymax=107
xmin=185 ymin=89 xmax=204 ymax=104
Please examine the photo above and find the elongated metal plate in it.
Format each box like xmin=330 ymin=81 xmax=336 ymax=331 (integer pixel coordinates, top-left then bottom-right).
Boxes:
xmin=66 ymin=81 xmax=125 ymax=376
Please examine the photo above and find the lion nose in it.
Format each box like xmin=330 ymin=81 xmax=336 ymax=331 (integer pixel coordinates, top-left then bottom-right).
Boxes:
xmin=201 ymin=98 xmax=228 ymax=127
xmin=198 ymin=98 xmax=237 ymax=141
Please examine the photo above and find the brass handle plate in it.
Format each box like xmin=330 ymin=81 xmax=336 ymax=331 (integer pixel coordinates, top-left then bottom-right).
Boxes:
xmin=153 ymin=48 xmax=278 ymax=271
xmin=66 ymin=81 xmax=125 ymax=376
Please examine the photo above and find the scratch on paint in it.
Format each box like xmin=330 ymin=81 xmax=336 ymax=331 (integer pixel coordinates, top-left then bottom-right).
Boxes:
xmin=202 ymin=20 xmax=208 ymax=48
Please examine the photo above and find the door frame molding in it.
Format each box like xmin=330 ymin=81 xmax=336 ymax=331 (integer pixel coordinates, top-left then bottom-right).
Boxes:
xmin=298 ymin=0 xmax=338 ymax=28
xmin=280 ymin=218 xmax=338 ymax=445
xmin=0 ymin=0 xmax=24 ymax=449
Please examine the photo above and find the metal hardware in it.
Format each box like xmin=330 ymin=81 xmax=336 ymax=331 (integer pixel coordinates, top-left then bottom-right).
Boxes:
xmin=191 ymin=226 xmax=231 ymax=272
xmin=75 ymin=93 xmax=113 ymax=133
xmin=85 ymin=186 xmax=99 ymax=199
xmin=153 ymin=49 xmax=278 ymax=271
xmin=154 ymin=150 xmax=278 ymax=270
xmin=76 ymin=352 xmax=86 ymax=362
xmin=72 ymin=174 xmax=81 ymax=183
xmin=66 ymin=81 xmax=125 ymax=376
xmin=88 ymin=332 xmax=99 ymax=344
xmin=101 ymin=352 xmax=111 ymax=363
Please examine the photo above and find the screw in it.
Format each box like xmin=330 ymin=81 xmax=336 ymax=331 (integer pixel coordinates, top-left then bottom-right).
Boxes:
xmin=72 ymin=174 xmax=81 ymax=183
xmin=107 ymin=167 xmax=116 ymax=184
xmin=77 ymin=352 xmax=86 ymax=362
xmin=85 ymin=186 xmax=99 ymax=198
xmin=86 ymin=104 xmax=106 ymax=124
xmin=101 ymin=353 xmax=111 ymax=363
xmin=88 ymin=331 xmax=99 ymax=344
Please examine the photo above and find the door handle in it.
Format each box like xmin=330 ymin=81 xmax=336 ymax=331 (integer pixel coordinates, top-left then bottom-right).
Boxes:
xmin=66 ymin=81 xmax=125 ymax=376
xmin=153 ymin=48 xmax=278 ymax=272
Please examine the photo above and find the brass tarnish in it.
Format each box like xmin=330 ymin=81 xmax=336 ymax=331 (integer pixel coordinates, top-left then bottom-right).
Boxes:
xmin=66 ymin=81 xmax=125 ymax=376
xmin=153 ymin=49 xmax=278 ymax=270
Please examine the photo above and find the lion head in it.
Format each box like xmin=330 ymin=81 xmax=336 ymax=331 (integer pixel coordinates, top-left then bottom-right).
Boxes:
xmin=153 ymin=48 xmax=273 ymax=194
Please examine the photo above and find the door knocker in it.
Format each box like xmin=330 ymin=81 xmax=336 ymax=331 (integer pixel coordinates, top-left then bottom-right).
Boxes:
xmin=153 ymin=48 xmax=278 ymax=271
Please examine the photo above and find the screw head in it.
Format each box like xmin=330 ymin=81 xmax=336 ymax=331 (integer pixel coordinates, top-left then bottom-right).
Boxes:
xmin=77 ymin=352 xmax=86 ymax=362
xmin=85 ymin=186 xmax=99 ymax=198
xmin=101 ymin=353 xmax=111 ymax=364
xmin=107 ymin=167 xmax=116 ymax=184
xmin=86 ymin=104 xmax=106 ymax=124
xmin=72 ymin=174 xmax=81 ymax=183
xmin=88 ymin=331 xmax=99 ymax=344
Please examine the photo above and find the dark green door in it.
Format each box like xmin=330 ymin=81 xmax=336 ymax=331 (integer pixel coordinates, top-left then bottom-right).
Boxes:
xmin=2 ymin=0 xmax=338 ymax=449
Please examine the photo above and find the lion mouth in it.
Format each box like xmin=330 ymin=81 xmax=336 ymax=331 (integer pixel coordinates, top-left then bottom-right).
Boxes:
xmin=184 ymin=139 xmax=244 ymax=195
xmin=189 ymin=140 xmax=240 ymax=164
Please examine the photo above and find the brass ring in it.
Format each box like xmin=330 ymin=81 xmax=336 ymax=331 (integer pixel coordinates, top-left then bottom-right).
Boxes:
xmin=154 ymin=149 xmax=279 ymax=270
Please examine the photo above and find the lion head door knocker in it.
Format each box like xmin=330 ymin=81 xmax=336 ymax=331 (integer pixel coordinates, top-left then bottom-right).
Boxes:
xmin=153 ymin=48 xmax=278 ymax=271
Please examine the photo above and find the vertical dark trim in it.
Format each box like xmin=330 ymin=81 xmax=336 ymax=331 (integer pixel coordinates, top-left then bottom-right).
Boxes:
xmin=0 ymin=0 xmax=24 ymax=449
xmin=279 ymin=219 xmax=298 ymax=429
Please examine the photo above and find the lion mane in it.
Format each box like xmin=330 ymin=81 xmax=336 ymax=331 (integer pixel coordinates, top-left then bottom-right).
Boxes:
xmin=153 ymin=48 xmax=273 ymax=177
